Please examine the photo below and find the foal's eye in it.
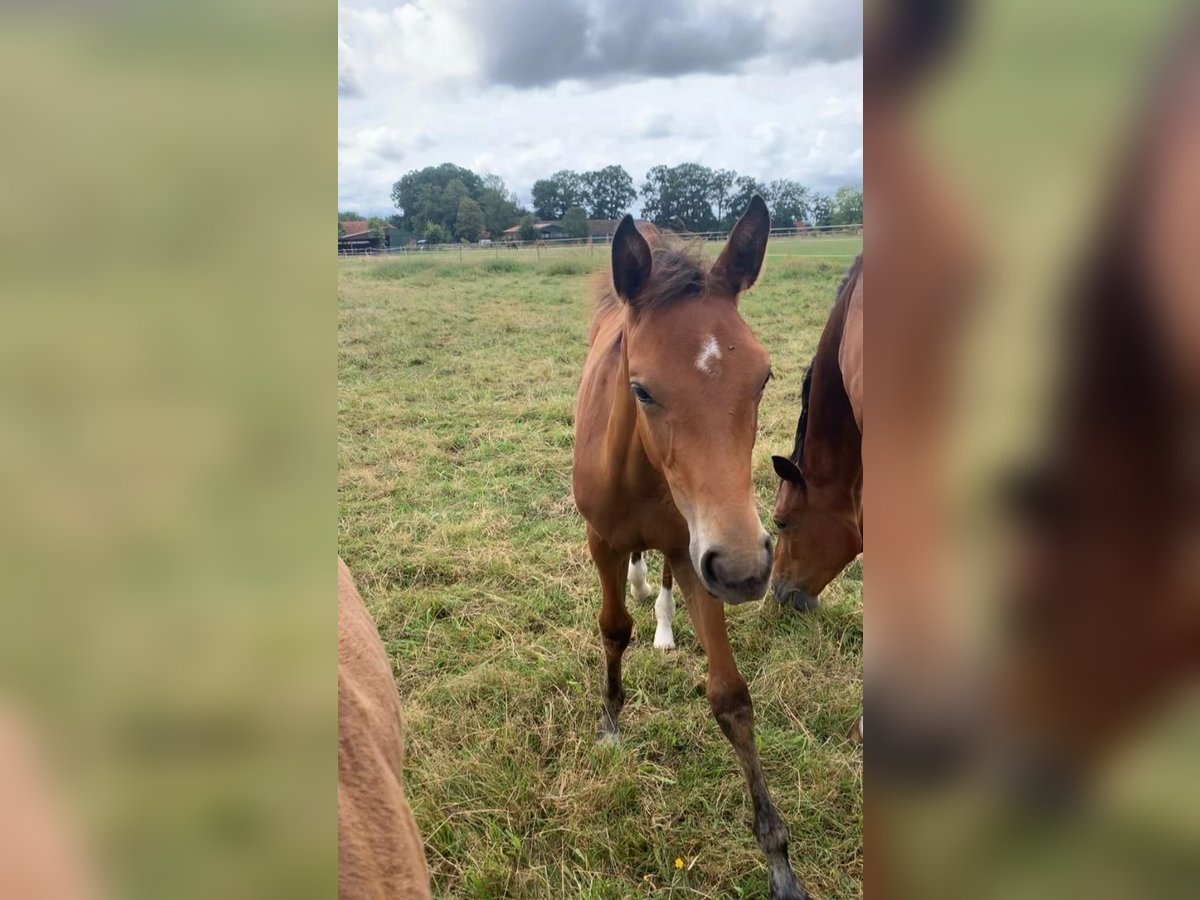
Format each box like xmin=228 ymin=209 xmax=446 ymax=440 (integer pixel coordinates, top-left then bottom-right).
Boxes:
xmin=630 ymin=383 xmax=654 ymax=404
xmin=773 ymin=519 xmax=787 ymax=532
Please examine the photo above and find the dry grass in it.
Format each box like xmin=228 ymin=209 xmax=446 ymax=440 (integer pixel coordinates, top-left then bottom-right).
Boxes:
xmin=338 ymin=242 xmax=863 ymax=899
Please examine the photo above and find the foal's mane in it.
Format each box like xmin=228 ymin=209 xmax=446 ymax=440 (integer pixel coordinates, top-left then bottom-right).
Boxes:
xmin=593 ymin=223 xmax=711 ymax=316
xmin=787 ymin=253 xmax=862 ymax=465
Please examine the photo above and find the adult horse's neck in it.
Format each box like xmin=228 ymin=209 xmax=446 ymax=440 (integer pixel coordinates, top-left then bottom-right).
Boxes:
xmin=802 ymin=268 xmax=862 ymax=491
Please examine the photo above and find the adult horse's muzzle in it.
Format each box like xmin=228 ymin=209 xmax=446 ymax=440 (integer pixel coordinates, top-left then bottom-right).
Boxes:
xmin=696 ymin=531 xmax=774 ymax=604
xmin=771 ymin=579 xmax=821 ymax=612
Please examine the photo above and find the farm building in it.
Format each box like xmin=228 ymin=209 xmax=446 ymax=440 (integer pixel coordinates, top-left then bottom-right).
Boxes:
xmin=499 ymin=218 xmax=649 ymax=243
xmin=500 ymin=220 xmax=567 ymax=241
xmin=338 ymin=219 xmax=397 ymax=253
xmin=584 ymin=219 xmax=652 ymax=242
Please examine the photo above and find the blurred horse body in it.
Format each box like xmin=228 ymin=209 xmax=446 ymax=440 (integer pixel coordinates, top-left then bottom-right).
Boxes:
xmin=338 ymin=558 xmax=431 ymax=900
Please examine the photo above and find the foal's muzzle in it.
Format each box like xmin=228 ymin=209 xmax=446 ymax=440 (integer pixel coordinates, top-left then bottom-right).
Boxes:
xmin=698 ymin=532 xmax=773 ymax=604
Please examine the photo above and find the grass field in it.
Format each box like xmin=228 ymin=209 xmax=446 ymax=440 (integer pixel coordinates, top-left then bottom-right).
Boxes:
xmin=337 ymin=235 xmax=863 ymax=899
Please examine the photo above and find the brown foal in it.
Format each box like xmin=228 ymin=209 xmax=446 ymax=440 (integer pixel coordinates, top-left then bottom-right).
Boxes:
xmin=572 ymin=198 xmax=807 ymax=900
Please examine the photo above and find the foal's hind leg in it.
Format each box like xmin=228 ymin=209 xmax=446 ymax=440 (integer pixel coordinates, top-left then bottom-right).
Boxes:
xmin=653 ymin=560 xmax=676 ymax=650
xmin=673 ymin=558 xmax=807 ymax=900
xmin=627 ymin=550 xmax=655 ymax=603
xmin=588 ymin=527 xmax=633 ymax=742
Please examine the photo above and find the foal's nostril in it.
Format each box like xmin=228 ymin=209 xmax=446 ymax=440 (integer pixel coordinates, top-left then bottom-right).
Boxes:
xmin=700 ymin=549 xmax=719 ymax=587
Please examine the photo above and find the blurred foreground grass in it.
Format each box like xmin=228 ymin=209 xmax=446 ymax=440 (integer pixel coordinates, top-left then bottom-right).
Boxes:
xmin=0 ymin=7 xmax=333 ymax=899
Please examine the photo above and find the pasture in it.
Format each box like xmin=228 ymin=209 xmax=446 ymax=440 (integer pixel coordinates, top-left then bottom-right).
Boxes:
xmin=337 ymin=234 xmax=863 ymax=898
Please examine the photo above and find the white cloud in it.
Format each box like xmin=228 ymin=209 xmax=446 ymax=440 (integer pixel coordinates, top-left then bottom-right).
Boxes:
xmin=337 ymin=0 xmax=862 ymax=215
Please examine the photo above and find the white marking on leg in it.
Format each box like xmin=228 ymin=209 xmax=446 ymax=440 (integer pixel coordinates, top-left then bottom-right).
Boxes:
xmin=653 ymin=585 xmax=675 ymax=650
xmin=694 ymin=334 xmax=722 ymax=374
xmin=628 ymin=555 xmax=652 ymax=602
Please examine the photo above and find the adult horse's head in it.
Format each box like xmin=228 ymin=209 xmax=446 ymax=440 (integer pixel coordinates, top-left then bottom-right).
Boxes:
xmin=769 ymin=259 xmax=864 ymax=611
xmin=611 ymin=197 xmax=773 ymax=603
xmin=769 ymin=392 xmax=863 ymax=611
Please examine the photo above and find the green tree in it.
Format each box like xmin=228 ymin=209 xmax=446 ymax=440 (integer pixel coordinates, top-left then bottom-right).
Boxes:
xmin=439 ymin=179 xmax=469 ymax=227
xmin=390 ymin=163 xmax=486 ymax=236
xmin=423 ymin=221 xmax=447 ymax=244
xmin=531 ymin=170 xmax=586 ymax=220
xmin=810 ymin=195 xmax=834 ymax=229
xmin=707 ymin=168 xmax=736 ymax=225
xmin=829 ymin=186 xmax=864 ymax=226
xmin=562 ymin=206 xmax=589 ymax=239
xmin=766 ymin=179 xmax=811 ymax=227
xmin=338 ymin=210 xmax=362 ymax=221
xmin=581 ymin=165 xmax=636 ymax=219
xmin=454 ymin=197 xmax=485 ymax=242
xmin=724 ymin=175 xmax=766 ymax=228
xmin=517 ymin=215 xmax=537 ymax=242
xmin=640 ymin=163 xmax=720 ymax=231
xmin=367 ymin=216 xmax=389 ymax=245
xmin=477 ymin=174 xmax=520 ymax=237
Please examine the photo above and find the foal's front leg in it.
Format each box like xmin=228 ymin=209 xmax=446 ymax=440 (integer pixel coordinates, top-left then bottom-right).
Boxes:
xmin=588 ymin=527 xmax=633 ymax=741
xmin=673 ymin=559 xmax=808 ymax=900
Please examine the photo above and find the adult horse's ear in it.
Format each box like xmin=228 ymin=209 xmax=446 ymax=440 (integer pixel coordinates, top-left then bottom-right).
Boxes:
xmin=712 ymin=194 xmax=770 ymax=298
xmin=772 ymin=455 xmax=805 ymax=488
xmin=611 ymin=214 xmax=652 ymax=305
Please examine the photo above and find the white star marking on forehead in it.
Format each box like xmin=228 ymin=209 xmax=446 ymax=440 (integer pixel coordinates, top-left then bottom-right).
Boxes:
xmin=695 ymin=335 xmax=722 ymax=374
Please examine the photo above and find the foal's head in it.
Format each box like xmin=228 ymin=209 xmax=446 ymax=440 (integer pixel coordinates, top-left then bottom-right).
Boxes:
xmin=610 ymin=198 xmax=773 ymax=603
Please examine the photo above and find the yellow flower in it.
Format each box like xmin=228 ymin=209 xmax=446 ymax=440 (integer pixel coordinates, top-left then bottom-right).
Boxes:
xmin=674 ymin=858 xmax=684 ymax=870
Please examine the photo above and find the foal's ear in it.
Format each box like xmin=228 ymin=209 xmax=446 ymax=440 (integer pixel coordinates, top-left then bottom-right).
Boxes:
xmin=772 ymin=455 xmax=805 ymax=488
xmin=712 ymin=194 xmax=770 ymax=298
xmin=611 ymin=214 xmax=653 ymax=305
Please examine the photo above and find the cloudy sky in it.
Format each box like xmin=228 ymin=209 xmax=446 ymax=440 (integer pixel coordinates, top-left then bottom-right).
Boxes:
xmin=339 ymin=0 xmax=862 ymax=216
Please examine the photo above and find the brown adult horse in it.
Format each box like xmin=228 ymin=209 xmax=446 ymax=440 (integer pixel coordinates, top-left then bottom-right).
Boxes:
xmin=770 ymin=255 xmax=864 ymax=613
xmin=572 ymin=198 xmax=807 ymax=900
xmin=338 ymin=558 xmax=431 ymax=900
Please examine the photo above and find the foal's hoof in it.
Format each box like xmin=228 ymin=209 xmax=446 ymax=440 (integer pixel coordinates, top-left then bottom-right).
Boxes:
xmin=849 ymin=715 xmax=864 ymax=744
xmin=596 ymin=714 xmax=621 ymax=745
xmin=770 ymin=879 xmax=809 ymax=900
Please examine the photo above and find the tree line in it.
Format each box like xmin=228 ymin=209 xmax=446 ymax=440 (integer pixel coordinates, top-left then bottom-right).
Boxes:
xmin=340 ymin=162 xmax=862 ymax=245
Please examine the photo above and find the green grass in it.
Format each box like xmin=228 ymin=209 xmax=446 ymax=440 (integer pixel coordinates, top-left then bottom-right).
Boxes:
xmin=338 ymin=242 xmax=863 ymax=899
